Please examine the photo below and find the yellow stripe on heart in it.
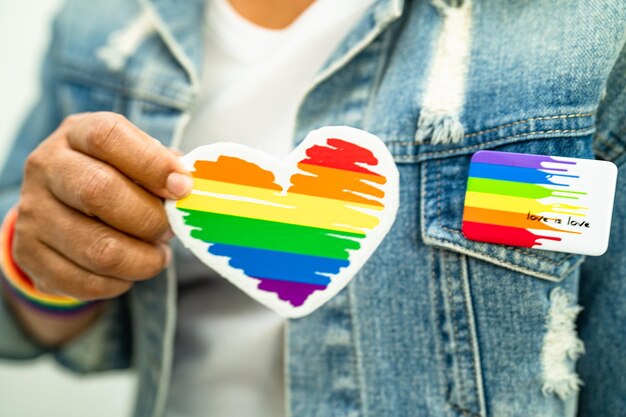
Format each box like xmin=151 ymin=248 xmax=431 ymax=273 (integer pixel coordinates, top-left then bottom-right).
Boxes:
xmin=177 ymin=179 xmax=383 ymax=234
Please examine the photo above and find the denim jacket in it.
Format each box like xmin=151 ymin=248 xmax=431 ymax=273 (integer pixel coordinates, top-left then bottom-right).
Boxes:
xmin=1 ymin=1 xmax=626 ymax=416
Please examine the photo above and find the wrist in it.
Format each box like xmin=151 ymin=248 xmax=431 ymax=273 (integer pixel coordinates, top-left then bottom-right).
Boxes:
xmin=0 ymin=206 xmax=94 ymax=315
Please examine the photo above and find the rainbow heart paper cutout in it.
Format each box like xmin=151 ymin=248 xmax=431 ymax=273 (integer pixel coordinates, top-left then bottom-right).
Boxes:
xmin=165 ymin=126 xmax=399 ymax=318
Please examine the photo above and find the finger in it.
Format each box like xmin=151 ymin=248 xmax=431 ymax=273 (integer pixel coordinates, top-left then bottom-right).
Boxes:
xmin=36 ymin=195 xmax=171 ymax=281
xmin=44 ymin=146 xmax=171 ymax=242
xmin=66 ymin=112 xmax=192 ymax=199
xmin=12 ymin=237 xmax=132 ymax=301
xmin=169 ymin=147 xmax=184 ymax=157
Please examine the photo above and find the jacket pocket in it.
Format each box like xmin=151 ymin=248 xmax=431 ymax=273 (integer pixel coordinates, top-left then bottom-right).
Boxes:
xmin=415 ymin=128 xmax=594 ymax=416
xmin=420 ymin=133 xmax=595 ymax=282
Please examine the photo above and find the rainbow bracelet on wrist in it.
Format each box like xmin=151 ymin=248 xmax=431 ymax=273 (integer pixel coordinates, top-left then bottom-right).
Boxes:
xmin=0 ymin=207 xmax=92 ymax=314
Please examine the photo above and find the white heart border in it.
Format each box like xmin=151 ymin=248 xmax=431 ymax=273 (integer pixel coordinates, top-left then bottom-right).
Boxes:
xmin=165 ymin=126 xmax=399 ymax=318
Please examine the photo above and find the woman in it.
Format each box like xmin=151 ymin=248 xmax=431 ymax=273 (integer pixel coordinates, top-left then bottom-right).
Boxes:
xmin=0 ymin=0 xmax=624 ymax=416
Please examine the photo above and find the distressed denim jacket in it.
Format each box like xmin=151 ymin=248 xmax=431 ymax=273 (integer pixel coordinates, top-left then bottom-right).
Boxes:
xmin=1 ymin=0 xmax=626 ymax=416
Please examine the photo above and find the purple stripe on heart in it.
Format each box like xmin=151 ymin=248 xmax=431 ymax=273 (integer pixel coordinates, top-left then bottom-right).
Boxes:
xmin=253 ymin=277 xmax=327 ymax=307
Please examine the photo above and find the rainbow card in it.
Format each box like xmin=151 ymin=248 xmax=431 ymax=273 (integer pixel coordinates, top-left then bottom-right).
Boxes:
xmin=166 ymin=126 xmax=399 ymax=318
xmin=462 ymin=150 xmax=617 ymax=256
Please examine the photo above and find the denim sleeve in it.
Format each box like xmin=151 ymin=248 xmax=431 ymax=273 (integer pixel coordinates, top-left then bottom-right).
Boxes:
xmin=0 ymin=34 xmax=132 ymax=374
xmin=593 ymin=42 xmax=626 ymax=163
xmin=577 ymin=41 xmax=626 ymax=416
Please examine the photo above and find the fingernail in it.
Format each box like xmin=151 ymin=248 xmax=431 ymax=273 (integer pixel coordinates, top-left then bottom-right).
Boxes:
xmin=166 ymin=172 xmax=193 ymax=198
xmin=159 ymin=226 xmax=175 ymax=242
xmin=159 ymin=243 xmax=172 ymax=266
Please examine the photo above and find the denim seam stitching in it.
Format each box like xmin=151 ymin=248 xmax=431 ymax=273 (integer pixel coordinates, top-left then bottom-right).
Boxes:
xmin=429 ymin=236 xmax=585 ymax=282
xmin=594 ymin=132 xmax=625 ymax=160
xmin=425 ymin=165 xmax=482 ymax=415
xmin=460 ymin=255 xmax=486 ymax=417
xmin=441 ymin=227 xmax=575 ymax=267
xmin=615 ymin=151 xmax=626 ymax=168
xmin=424 ymin=167 xmax=454 ymax=404
xmin=350 ymin=33 xmax=391 ymax=416
xmin=594 ymin=133 xmax=619 ymax=150
xmin=463 ymin=113 xmax=594 ymax=139
xmin=56 ymin=67 xmax=194 ymax=110
xmin=560 ymin=256 xmax=585 ymax=278
xmin=348 ymin=273 xmax=366 ymax=416
xmin=392 ymin=127 xmax=594 ymax=163
xmin=432 ymin=238 xmax=580 ymax=282
xmin=388 ymin=113 xmax=594 ymax=146
xmin=449 ymin=403 xmax=481 ymax=417
xmin=431 ymin=159 xmax=574 ymax=266
xmin=443 ymin=251 xmax=472 ymax=414
xmin=363 ymin=28 xmax=394 ymax=130
xmin=429 ymin=248 xmax=450 ymax=406
xmin=595 ymin=132 xmax=624 ymax=149
xmin=439 ymin=164 xmax=480 ymax=416
xmin=418 ymin=128 xmax=594 ymax=154
xmin=441 ymin=250 xmax=466 ymax=408
xmin=593 ymin=147 xmax=613 ymax=161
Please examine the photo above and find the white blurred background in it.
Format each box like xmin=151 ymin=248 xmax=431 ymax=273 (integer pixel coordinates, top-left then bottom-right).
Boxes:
xmin=0 ymin=1 xmax=135 ymax=416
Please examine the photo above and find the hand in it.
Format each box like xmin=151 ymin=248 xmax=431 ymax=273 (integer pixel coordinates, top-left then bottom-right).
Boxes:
xmin=12 ymin=112 xmax=191 ymax=301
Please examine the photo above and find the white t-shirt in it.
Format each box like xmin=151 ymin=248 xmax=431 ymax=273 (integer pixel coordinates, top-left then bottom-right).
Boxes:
xmin=166 ymin=1 xmax=374 ymax=416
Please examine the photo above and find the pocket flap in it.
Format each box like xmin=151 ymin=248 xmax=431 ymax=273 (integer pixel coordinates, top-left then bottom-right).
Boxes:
xmin=420 ymin=135 xmax=593 ymax=282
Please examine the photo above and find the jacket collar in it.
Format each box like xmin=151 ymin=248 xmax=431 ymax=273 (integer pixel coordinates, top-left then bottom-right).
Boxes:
xmin=140 ymin=0 xmax=404 ymax=92
xmin=316 ymin=0 xmax=404 ymax=79
xmin=140 ymin=0 xmax=206 ymax=90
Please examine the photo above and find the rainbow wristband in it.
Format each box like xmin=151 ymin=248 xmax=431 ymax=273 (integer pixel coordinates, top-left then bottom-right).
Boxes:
xmin=0 ymin=207 xmax=92 ymax=315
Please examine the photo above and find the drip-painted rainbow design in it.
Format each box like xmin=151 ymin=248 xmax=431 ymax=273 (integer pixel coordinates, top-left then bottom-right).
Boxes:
xmin=0 ymin=208 xmax=90 ymax=314
xmin=462 ymin=150 xmax=590 ymax=248
xmin=175 ymin=138 xmax=388 ymax=308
